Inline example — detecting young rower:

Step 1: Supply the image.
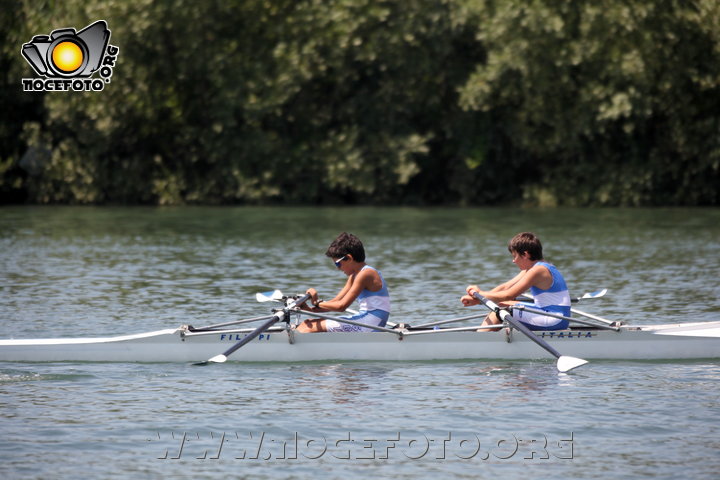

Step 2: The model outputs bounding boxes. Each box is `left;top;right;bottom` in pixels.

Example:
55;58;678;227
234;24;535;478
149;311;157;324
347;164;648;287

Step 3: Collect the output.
296;232;391;333
461;232;571;331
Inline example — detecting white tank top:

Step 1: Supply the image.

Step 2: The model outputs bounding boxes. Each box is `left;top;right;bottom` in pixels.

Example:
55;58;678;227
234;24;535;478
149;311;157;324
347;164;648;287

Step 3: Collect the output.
357;265;391;314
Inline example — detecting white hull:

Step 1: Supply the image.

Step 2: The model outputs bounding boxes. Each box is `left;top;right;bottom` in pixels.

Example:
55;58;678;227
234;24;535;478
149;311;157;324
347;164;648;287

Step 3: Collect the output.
1;322;719;363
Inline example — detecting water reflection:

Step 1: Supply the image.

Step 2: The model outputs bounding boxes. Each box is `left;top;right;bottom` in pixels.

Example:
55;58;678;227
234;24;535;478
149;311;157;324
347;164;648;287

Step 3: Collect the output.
466;362;578;398
292;363;390;405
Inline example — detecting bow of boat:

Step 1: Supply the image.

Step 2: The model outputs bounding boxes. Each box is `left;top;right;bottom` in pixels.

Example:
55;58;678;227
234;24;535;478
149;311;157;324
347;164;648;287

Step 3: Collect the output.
0;328;184;362
638;321;720;337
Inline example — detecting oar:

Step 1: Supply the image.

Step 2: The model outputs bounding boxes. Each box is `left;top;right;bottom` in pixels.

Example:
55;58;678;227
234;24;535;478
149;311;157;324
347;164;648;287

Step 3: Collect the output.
196;293;311;365
257;289;360;314
569;307;618;326
519;288;617;326
472;293;588;373
519;288;607;304
193;314;278;331
573;288;607;303
513;305;619;331
412;313;489;329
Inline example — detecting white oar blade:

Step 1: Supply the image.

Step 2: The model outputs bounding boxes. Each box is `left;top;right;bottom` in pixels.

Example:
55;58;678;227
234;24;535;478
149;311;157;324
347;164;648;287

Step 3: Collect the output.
255;290;283;303
208;354;228;364
557;356;588;373
583;289;607;299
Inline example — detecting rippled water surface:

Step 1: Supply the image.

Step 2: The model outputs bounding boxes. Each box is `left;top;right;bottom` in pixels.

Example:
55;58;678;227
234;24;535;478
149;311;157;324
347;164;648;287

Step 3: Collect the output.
1;206;719;479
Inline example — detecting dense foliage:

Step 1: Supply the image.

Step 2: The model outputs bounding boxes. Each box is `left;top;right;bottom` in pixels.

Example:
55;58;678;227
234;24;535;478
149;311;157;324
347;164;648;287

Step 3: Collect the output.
1;0;718;205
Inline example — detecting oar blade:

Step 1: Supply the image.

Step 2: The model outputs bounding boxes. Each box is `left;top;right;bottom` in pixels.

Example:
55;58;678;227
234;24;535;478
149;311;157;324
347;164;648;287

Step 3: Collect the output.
255;290;284;303
208;354;228;363
583;289;607;300
557;355;588;373
193;353;229;366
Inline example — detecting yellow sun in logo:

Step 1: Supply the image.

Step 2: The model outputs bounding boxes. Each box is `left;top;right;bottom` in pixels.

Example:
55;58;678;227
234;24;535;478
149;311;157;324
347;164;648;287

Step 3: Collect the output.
51;41;83;73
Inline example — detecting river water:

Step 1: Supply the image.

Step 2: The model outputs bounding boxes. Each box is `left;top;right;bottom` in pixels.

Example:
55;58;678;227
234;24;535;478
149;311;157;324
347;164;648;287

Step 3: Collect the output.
1;206;719;479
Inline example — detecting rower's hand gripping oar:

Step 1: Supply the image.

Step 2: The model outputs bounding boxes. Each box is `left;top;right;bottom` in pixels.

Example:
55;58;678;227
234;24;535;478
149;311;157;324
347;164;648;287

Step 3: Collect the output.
472;293;588;373
196;293;311;365
256;289;360;315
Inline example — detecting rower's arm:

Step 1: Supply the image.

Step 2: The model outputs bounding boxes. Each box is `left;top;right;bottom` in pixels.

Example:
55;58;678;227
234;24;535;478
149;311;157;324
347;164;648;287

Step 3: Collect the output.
464;270;527;304
327;275;353;303
318;269;374;312
479;266;550;303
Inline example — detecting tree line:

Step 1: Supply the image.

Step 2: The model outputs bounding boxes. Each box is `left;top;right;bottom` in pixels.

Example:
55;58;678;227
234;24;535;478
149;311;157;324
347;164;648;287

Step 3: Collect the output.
1;0;718;206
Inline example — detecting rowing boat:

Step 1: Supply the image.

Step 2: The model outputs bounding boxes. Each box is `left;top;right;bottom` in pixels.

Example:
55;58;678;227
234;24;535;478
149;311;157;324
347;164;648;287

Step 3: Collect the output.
1;320;719;363
2;290;718;366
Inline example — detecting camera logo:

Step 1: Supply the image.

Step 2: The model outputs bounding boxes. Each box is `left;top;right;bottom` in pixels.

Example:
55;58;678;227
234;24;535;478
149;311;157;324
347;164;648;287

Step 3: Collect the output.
21;20;119;92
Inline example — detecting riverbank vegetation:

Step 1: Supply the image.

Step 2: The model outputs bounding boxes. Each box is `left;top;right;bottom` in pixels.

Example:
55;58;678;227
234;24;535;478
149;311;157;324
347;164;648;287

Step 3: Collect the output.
1;0;718;206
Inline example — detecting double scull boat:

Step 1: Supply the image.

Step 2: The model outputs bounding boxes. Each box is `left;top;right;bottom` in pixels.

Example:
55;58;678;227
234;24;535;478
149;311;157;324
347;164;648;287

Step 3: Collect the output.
1;315;718;364
1;290;718;368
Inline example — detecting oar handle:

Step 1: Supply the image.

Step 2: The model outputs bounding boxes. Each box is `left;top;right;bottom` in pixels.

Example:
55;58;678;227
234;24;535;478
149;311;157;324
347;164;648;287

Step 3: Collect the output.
287;293;312;310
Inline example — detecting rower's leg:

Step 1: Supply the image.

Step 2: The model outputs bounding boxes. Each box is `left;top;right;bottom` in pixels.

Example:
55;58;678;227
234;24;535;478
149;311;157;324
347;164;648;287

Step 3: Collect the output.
477;312;503;332
295;319;327;333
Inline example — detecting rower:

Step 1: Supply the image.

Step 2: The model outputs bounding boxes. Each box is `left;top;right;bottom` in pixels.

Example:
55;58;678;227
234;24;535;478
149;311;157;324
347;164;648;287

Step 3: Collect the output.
460;232;571;331
295;232;391;333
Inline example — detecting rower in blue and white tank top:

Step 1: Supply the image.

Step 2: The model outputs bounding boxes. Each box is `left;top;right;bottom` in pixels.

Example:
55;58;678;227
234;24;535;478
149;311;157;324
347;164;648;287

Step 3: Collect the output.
325;266;391;333
514;262;571;331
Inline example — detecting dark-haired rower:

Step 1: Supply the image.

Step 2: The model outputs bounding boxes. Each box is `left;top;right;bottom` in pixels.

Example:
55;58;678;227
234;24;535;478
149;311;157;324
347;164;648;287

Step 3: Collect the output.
461;232;571;331
297;232;391;333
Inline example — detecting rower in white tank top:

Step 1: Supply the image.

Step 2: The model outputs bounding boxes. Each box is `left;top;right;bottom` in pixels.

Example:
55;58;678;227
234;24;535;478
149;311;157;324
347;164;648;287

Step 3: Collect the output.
326;265;391;332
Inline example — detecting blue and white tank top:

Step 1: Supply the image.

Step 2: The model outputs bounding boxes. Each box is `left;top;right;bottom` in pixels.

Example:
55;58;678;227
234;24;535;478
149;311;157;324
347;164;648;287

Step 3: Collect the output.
529;262;571;316
357;265;391;317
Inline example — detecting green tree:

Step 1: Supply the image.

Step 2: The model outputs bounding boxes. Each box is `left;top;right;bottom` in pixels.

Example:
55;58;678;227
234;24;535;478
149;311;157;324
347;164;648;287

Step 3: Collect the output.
1;0;718;206
458;0;720;205
4;0;484;205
